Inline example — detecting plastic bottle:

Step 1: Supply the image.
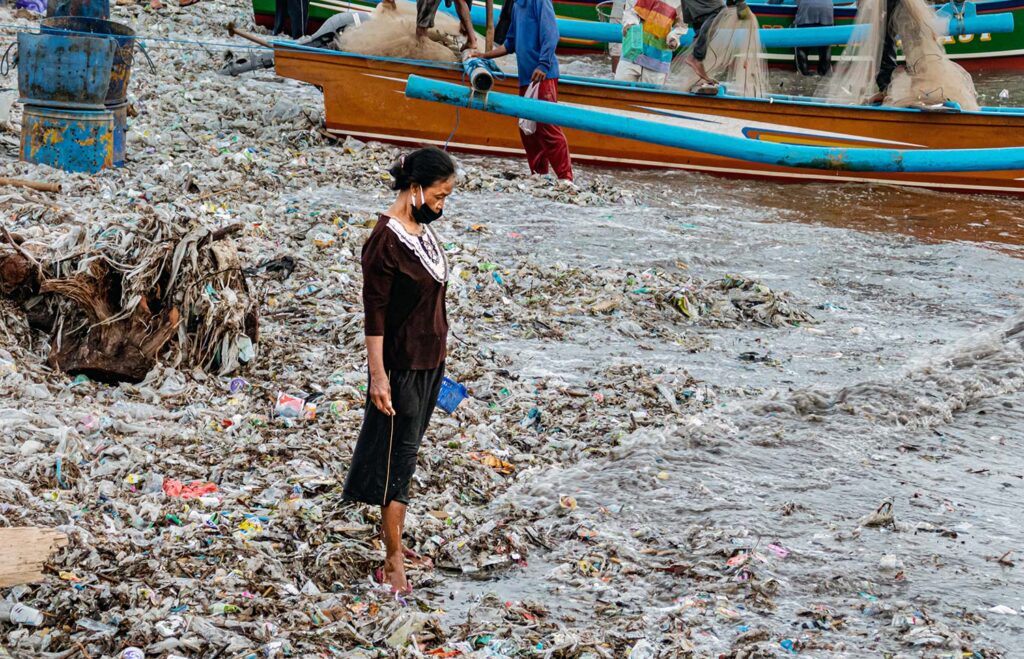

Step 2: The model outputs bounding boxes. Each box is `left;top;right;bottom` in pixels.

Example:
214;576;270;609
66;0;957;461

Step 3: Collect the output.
0;602;44;626
281;484;303;513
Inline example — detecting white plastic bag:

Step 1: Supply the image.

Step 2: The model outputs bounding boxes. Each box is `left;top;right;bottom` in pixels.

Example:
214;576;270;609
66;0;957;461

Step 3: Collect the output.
519;82;539;136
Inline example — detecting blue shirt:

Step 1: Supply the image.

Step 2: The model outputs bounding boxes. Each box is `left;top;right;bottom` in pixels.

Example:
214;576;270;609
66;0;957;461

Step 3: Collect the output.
794;0;834;26
503;0;560;87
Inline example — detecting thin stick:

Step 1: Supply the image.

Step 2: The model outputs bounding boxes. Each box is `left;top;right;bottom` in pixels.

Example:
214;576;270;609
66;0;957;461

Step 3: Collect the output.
226;22;272;48
485;0;494;51
0;177;61;193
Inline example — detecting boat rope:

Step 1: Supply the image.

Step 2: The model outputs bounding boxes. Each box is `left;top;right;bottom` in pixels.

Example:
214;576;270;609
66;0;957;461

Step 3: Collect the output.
462;57;505;80
0;41;14;76
443;107;460;150
0;23;275;53
948;0;967;32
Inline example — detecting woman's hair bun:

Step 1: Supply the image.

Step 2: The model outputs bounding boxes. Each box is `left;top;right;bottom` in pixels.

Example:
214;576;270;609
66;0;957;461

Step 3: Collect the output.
388;158;411;191
388;147;455;191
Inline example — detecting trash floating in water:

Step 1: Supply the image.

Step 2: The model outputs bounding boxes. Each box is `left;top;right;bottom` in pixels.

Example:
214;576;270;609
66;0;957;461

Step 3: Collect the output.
436;376;468;413
0;1;1011;656
860;499;896;528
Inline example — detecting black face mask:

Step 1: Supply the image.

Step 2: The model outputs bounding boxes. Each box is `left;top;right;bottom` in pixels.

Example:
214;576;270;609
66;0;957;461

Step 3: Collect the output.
411;187;443;225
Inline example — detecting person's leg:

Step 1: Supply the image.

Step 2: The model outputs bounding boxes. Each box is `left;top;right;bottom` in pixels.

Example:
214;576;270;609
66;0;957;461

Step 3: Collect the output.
454;0;478;49
818;43;832;75
874;0;900;97
614;59;643;82
286;0;309;38
381;500;409;592
795;46;810;76
519;85;550;175
639;66;669;86
400;364;443;570
273;0;287;35
683;10;719;82
533;80;573;181
692;11;719;62
416;0;442;40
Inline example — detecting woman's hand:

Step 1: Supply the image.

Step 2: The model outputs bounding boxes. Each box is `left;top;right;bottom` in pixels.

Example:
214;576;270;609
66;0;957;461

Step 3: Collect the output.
370;372;395;416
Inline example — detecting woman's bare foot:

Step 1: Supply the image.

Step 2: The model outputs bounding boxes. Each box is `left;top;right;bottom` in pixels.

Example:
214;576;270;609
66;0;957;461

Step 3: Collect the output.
383;555;411;594
403;547;434;569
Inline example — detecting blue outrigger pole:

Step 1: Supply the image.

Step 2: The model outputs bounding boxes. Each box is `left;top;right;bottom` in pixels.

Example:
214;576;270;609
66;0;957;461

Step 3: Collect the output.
404;75;1024;173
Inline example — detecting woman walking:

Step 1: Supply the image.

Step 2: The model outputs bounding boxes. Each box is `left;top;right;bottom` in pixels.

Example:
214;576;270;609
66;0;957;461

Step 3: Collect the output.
344;147;455;594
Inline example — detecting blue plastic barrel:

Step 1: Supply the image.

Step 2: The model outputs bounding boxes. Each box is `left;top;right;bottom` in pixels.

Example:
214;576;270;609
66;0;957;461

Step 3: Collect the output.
47;0;111;19
436;377;468;414
109;101;126;167
17;31;114;110
21;105;113;174
41;17;135;105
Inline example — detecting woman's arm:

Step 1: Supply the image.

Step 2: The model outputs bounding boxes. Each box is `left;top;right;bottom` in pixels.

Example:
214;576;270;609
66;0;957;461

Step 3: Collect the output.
363;230;397;416
366;335;394;416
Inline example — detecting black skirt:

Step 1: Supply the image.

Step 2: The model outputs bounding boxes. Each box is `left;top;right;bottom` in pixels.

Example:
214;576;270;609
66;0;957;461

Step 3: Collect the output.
343;364;445;506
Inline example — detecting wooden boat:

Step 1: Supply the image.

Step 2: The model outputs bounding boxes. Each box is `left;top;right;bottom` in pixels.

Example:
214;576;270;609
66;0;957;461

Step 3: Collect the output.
251;0;606;53
755;0;1024;71
255;0;1024;65
273;42;1024;194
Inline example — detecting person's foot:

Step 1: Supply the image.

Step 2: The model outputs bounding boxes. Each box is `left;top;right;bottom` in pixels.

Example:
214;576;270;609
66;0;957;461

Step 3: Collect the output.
382;555;411;594
683;54;715;84
403;547;433;569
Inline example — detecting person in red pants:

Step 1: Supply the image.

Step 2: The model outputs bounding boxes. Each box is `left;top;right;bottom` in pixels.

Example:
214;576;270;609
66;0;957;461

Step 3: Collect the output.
473;0;574;181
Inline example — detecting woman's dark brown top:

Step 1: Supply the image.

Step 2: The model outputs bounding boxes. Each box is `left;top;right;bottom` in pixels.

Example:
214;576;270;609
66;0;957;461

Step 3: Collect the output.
361;215;449;371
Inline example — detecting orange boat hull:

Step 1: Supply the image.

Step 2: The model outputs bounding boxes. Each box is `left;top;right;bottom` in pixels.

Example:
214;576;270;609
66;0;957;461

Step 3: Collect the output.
275;45;1024;194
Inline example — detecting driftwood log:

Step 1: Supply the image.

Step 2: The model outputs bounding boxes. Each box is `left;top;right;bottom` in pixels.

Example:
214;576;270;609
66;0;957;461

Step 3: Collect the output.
41;262;182;383
0;223;256;383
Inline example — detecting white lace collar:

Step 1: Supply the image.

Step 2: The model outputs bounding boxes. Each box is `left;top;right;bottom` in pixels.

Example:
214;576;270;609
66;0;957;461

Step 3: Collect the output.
385;216;448;283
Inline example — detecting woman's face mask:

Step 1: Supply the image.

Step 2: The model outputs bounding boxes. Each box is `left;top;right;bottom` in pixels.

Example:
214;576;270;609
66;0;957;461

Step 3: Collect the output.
412;187;442;225
412;184;448;225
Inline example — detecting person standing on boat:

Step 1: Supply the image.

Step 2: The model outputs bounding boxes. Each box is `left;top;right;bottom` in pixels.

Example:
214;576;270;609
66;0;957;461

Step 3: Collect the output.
273;0;310;38
472;0;574;181
608;0;625;73
384;0;478;51
871;0;901;103
794;0;833;75
615;0;688;85
344;147;455;594
680;0;750;82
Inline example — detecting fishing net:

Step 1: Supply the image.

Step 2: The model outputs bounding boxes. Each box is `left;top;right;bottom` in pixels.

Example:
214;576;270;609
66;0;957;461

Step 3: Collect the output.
818;0;978;109
885;0;978;110
817;0;885;104
335;1;460;62
668;7;769;98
